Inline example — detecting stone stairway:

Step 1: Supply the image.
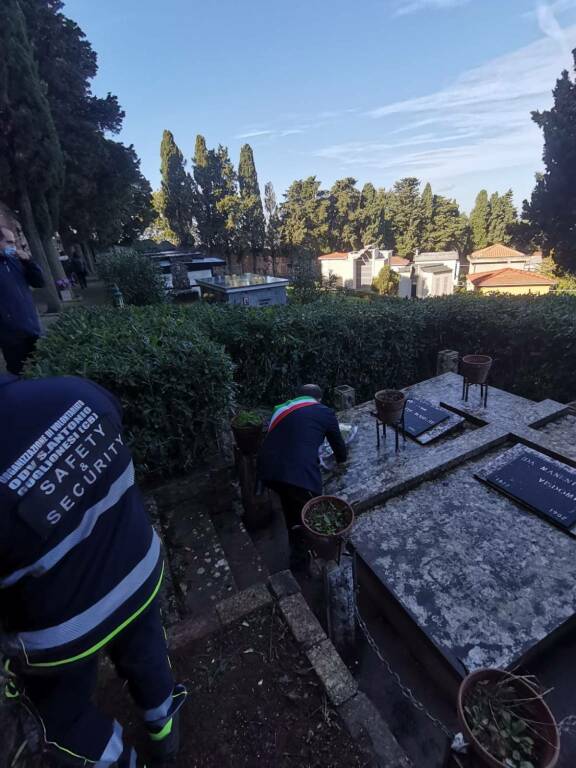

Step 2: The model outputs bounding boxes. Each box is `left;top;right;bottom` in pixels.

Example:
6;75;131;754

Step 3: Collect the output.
146;466;270;624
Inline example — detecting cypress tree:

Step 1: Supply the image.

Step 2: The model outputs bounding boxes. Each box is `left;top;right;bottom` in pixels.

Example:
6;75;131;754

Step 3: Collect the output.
528;52;576;272
470;190;490;250
264;182;281;271
238;144;265;267
160;130;196;247
420;182;434;250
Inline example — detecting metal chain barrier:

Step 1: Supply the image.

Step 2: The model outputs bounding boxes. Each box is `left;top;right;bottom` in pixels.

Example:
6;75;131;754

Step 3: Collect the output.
354;603;454;740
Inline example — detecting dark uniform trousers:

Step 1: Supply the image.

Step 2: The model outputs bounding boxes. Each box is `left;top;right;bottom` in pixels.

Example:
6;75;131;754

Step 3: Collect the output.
14;601;174;766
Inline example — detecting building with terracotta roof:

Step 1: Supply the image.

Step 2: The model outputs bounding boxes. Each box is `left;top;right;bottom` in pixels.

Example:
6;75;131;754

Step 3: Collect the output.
467;268;555;295
467;244;542;275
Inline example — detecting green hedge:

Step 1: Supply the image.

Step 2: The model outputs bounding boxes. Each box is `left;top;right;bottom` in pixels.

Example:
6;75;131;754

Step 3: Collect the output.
98;249;166;306
28;294;576;477
27;307;234;477
188;293;576;405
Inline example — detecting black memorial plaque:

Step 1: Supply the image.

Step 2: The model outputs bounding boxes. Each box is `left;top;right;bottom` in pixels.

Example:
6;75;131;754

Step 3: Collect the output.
483;448;576;532
404;399;451;438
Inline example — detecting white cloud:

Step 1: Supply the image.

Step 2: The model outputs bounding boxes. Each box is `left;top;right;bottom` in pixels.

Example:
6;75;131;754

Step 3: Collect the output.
318;23;576;195
393;0;470;16
235;129;275;139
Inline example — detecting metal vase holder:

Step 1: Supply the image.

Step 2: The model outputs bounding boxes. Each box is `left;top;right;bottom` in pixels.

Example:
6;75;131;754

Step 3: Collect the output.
371;409;407;453
461;377;489;408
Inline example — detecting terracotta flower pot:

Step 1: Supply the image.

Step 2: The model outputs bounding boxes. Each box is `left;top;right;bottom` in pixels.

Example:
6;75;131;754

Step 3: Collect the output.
231;419;264;456
374;389;407;425
457;669;560;768
301;495;355;561
461;355;493;384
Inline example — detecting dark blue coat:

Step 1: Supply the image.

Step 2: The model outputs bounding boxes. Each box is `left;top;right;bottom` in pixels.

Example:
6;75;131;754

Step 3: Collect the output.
258;401;347;495
0;375;161;668
0;254;44;346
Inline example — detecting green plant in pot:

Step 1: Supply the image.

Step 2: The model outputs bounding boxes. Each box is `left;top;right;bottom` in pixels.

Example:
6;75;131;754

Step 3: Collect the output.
458;669;560;768
231;410;264;455
301;495;355;561
374;389;407;425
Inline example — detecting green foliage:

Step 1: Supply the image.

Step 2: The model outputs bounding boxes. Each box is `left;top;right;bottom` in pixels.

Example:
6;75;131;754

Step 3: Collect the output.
388;178;423;258
160;130;197;247
372;265;400;296
98;249;166;306
470;190;490;250
280;176;330;255
327;178;362;251
0;0;64;231
28;295;576;478
27;306;235;478
238;144;266;260
232;411;263;428
487;189;517;246
189;293;576;406
528;51;576;273
464;677;541;768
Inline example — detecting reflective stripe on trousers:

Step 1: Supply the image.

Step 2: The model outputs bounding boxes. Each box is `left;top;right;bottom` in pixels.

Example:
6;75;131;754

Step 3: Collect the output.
18;532;161;653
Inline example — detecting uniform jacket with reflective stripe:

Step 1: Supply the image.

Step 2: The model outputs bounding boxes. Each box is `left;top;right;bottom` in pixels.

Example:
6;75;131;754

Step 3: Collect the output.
0;375;161;666
257;398;347;494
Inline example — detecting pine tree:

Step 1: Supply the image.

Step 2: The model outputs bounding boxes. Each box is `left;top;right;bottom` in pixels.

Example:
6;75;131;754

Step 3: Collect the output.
160;130;196;247
528;52;576;272
389;178;423;258
238;144;265;266
0;0;63;310
470;190;490;250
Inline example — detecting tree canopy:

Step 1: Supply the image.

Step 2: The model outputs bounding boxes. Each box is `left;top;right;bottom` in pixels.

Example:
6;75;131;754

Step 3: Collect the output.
527;49;576;273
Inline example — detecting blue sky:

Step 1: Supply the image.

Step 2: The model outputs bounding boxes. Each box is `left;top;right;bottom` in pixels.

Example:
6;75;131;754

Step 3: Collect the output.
63;0;576;212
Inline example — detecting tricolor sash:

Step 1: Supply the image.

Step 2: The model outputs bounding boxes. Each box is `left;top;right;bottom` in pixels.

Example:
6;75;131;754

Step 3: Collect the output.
268;397;318;432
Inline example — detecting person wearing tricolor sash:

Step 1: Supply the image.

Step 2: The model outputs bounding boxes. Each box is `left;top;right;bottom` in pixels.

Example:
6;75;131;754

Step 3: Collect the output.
258;384;347;571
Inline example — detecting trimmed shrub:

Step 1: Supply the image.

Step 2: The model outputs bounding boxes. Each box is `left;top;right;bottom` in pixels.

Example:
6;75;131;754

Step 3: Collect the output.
28;294;576;476
98;248;166;306
27;306;235;477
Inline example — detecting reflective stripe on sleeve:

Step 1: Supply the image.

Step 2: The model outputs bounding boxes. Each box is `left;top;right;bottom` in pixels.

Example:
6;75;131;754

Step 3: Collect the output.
18;532;161;652
1;462;135;588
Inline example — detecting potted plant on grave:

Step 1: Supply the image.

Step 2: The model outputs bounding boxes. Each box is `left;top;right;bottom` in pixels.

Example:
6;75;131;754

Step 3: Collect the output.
461;355;493;384
301;495;355;561
458;669;560;768
231;410;264;455
374;389;407;425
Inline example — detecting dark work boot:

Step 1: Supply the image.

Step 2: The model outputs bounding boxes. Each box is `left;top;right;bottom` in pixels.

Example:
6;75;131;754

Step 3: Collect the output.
146;684;187;764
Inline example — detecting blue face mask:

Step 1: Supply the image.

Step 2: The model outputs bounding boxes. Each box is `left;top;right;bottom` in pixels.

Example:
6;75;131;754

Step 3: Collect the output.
2;246;17;257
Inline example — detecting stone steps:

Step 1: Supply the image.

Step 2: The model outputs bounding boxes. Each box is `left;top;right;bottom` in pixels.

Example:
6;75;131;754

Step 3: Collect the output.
148;469;269;621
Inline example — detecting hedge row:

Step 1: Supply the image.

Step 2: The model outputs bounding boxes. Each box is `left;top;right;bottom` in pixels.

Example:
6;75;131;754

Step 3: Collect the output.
27;307;234;477
29;294;576;476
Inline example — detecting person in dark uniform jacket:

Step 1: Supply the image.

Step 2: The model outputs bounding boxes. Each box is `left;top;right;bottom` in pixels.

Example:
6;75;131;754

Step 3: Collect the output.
258;384;347;569
0;226;45;375
0;374;186;767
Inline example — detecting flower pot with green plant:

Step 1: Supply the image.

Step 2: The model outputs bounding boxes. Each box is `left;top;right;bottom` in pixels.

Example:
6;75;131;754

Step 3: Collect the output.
458;669;560;768
231;410;264;455
301;495;355;561
374;389;407;426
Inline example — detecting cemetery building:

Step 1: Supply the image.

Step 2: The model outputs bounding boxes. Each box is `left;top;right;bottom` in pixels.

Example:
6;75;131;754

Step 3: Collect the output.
466;267;556;295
